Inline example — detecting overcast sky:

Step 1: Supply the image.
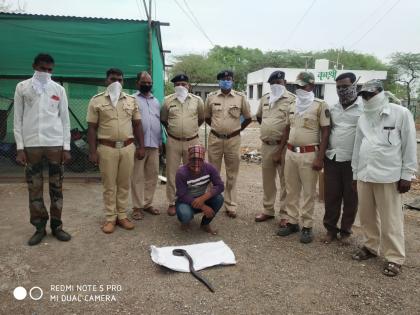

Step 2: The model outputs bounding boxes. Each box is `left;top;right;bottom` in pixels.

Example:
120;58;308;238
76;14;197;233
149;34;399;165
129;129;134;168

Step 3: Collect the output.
8;0;420;63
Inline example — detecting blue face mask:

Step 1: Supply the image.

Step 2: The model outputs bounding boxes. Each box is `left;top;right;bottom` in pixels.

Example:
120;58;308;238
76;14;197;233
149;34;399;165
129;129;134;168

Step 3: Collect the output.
219;80;233;90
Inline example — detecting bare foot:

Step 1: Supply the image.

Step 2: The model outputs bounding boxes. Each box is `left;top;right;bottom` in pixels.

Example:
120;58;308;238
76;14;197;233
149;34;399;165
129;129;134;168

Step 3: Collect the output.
200;224;217;235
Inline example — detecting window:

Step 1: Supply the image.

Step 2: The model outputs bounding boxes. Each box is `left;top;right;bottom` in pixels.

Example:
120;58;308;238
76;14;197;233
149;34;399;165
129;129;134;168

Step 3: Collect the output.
248;85;254;99
257;84;263;99
195;91;202;97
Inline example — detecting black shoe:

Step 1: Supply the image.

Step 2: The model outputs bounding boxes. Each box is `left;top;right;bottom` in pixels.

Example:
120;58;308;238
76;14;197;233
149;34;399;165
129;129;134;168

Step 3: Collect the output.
277;223;300;236
28;229;47;246
52;228;71;242
300;227;313;244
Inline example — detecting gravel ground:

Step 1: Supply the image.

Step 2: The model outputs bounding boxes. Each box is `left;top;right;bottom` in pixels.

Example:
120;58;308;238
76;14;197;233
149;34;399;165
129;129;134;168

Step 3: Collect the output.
0;125;419;314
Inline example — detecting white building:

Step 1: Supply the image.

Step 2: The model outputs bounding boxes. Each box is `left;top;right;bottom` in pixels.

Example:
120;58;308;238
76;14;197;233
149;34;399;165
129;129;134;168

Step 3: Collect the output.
247;59;387;115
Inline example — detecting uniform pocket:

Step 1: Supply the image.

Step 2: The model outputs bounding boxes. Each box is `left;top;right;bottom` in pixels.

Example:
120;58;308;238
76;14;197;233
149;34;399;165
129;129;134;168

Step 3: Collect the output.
228;105;240;118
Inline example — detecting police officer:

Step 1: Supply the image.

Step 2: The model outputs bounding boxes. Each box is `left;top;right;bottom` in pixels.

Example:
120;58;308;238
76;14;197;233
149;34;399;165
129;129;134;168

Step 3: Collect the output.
87;68;145;234
160;74;204;216
274;72;330;243
255;71;295;223
205;70;252;218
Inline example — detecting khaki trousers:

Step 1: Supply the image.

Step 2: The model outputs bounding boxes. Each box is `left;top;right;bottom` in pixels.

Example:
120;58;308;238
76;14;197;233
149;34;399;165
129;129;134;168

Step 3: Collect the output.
131;147;159;209
208;133;241;213
261;143;286;217
165;136;199;205
357;181;405;265
97;143;135;222
284;150;318;228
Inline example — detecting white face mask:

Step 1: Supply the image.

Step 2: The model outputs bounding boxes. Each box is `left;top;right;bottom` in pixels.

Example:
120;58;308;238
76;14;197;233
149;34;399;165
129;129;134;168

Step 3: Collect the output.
107;81;123;107
175;85;189;103
295;88;315;114
33;71;52;84
269;84;286;103
363;91;387;118
32;71;52;94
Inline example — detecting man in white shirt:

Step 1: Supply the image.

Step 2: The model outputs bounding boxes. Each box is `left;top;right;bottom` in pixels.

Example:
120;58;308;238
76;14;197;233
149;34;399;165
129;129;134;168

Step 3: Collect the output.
14;53;72;246
323;73;363;244
351;79;417;277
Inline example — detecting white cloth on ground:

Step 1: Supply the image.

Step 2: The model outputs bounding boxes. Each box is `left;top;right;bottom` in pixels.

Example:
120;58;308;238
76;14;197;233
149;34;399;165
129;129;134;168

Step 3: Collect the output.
150;241;236;272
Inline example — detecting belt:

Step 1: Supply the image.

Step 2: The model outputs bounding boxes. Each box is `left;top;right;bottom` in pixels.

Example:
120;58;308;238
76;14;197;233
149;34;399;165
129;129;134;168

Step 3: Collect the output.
172;249;215;293
211;129;241;139
287;143;319;153
98;138;134;149
262;139;281;145
168;132;198;142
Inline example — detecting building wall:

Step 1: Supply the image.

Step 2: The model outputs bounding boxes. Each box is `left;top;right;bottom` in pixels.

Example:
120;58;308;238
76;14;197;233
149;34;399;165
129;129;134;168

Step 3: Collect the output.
247;61;387;114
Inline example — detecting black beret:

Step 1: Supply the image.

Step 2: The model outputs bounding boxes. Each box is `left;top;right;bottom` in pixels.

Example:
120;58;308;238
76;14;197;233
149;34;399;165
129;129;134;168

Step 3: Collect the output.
216;70;234;80
170;74;189;83
267;71;285;83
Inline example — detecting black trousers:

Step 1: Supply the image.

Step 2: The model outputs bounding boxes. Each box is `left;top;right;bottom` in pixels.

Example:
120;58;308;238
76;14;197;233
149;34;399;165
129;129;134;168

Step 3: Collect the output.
323;157;358;235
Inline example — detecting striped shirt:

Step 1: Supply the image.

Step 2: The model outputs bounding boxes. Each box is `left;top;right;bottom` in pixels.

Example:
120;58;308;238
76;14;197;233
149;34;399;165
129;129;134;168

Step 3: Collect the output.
175;162;224;205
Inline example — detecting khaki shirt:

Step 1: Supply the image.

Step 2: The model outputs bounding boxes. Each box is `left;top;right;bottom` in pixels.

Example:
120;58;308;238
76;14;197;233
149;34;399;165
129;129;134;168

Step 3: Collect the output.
256;91;296;141
286;98;330;146
205;89;251;135
86;91;140;140
160;93;204;138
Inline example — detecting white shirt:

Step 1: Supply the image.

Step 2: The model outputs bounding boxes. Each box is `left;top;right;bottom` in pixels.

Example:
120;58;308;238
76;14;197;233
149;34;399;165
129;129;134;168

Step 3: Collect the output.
351;101;418;182
13;78;71;150
326;98;364;162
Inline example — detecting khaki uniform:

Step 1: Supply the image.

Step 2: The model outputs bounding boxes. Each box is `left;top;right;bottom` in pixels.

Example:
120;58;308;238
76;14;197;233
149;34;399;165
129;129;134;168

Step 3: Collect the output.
256;91;295;217
87;91;140;222
161;93;204;205
284;99;330;227
205;89;251;213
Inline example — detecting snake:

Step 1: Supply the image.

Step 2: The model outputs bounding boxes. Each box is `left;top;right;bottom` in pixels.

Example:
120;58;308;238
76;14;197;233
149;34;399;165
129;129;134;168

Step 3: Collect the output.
172;248;215;293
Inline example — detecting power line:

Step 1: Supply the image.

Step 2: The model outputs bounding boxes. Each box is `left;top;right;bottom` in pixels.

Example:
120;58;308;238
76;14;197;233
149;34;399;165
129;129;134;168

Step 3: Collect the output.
173;0;214;46
135;0;146;20
342;0;391;43
349;0;402;48
281;0;317;47
182;0;209;39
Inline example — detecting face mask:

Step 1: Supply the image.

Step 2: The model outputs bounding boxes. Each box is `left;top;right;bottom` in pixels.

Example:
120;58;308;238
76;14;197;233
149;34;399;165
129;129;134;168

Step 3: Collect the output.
337;84;357;106
107;81;123;107
219;80;233;90
295;89;315;114
33;71;52;84
175;85;189;103
139;84;152;94
269;84;285;102
31;71;52;94
363;91;386;118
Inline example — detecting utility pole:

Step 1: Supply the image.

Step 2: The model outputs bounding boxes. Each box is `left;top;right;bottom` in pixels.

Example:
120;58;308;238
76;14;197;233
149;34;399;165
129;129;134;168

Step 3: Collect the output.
143;0;153;75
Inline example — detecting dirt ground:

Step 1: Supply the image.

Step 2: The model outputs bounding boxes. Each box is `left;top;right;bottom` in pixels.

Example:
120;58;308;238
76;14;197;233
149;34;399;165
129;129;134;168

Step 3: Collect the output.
0;126;419;314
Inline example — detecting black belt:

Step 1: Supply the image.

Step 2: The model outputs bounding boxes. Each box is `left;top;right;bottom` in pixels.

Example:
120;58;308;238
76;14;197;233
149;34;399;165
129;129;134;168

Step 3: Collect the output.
211;129;241;139
168;132;198;142
172;249;215;293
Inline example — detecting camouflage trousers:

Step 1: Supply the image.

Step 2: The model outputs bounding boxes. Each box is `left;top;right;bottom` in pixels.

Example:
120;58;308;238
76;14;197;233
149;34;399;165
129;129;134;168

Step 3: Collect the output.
24;147;64;230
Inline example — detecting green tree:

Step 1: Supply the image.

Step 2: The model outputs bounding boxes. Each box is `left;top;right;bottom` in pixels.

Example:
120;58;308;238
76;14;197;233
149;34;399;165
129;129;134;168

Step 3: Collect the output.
389;52;420;106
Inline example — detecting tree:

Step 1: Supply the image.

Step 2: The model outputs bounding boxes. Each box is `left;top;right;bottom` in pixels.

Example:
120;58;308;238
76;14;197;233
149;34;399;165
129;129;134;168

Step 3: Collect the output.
0;0;26;12
390;52;420;106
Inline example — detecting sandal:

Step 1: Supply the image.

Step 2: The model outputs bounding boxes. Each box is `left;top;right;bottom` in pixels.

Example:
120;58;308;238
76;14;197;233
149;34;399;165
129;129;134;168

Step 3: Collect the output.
131;208;144;220
352;246;377;261
382;261;402;277
143;206;160;215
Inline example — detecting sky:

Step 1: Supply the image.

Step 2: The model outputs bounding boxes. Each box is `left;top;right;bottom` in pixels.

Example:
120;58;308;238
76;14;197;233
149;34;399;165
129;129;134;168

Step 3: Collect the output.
5;0;420;63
